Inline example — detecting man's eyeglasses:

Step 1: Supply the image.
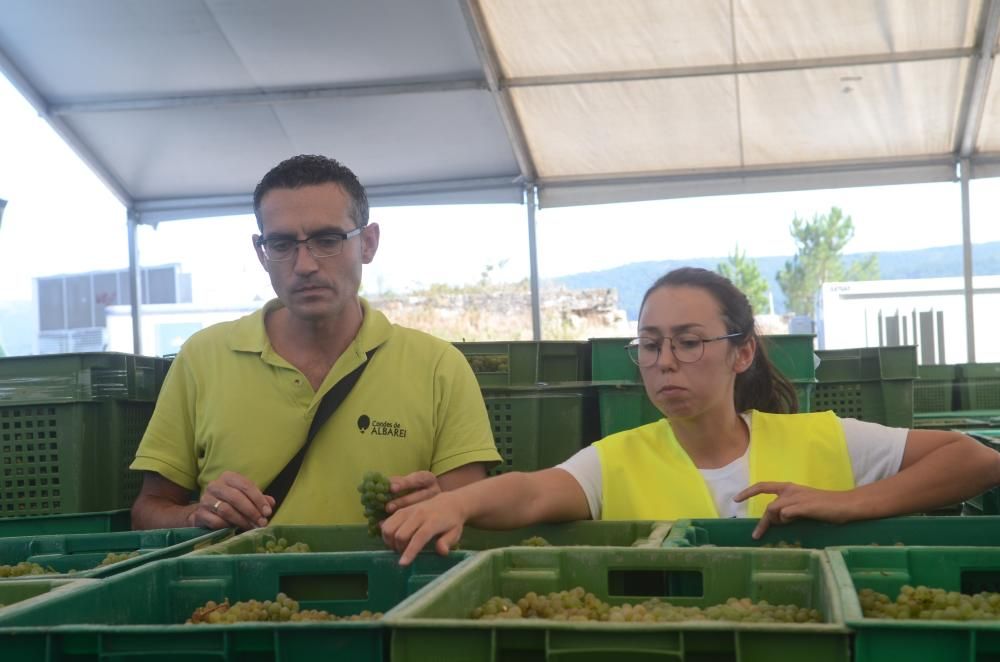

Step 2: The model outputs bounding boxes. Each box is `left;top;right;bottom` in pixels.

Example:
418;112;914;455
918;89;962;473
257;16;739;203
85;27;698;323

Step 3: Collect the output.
626;332;744;367
255;228;363;262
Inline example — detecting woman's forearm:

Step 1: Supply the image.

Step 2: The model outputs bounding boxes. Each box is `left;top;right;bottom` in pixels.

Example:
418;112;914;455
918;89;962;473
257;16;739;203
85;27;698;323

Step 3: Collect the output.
848;436;1000;519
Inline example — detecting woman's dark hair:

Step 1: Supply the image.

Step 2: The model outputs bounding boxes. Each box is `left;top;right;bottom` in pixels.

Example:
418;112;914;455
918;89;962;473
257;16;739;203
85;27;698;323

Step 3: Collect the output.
639;267;799;414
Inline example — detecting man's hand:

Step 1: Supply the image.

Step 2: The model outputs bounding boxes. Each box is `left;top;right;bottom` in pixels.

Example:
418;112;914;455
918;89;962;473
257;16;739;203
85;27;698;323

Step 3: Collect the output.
384;470;442;515
381;491;465;566
190;471;276;530
733;482;861;539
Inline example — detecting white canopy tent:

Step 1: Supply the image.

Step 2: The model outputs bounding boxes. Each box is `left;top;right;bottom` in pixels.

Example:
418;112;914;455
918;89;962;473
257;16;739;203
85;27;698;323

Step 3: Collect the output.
1;0;997;356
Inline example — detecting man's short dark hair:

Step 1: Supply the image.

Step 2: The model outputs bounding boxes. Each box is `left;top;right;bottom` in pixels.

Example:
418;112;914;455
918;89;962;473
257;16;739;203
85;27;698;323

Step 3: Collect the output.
253;154;370;230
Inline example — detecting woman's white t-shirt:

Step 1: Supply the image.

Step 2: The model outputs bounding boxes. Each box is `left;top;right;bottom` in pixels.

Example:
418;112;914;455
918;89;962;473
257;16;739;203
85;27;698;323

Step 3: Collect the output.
556;414;908;519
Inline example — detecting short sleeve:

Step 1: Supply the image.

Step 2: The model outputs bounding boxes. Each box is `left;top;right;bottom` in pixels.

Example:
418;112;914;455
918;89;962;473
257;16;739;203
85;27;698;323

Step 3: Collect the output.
557;446;603;519
129;350;200;491
428;345;502;475
840;417;908;486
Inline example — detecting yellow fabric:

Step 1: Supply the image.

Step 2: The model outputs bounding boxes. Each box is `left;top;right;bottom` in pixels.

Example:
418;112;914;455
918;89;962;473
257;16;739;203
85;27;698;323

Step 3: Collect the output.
131;298;500;525
595;410;855;520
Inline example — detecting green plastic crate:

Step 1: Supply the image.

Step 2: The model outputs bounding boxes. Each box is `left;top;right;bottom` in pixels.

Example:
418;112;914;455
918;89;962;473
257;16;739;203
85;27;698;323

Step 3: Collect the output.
596;383;662;437
813;381;914;428
482;385;600;475
958;363;1000;410
0;578;94;615
815;346;918;382
914;364;960;413
0;353;168;404
0;550;471;661
191;522;673;556
764;334;817;381
831;546;1000;662
913;409;1000;429
0;399;155;517
662;516;1000;548
590;337;638;382
0;527;229;579
453;341;591;386
0;509;131;538
388;547;850;662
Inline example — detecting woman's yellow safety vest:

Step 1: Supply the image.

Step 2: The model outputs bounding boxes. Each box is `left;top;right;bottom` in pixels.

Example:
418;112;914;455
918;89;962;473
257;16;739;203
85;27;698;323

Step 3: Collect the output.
593;410;855;520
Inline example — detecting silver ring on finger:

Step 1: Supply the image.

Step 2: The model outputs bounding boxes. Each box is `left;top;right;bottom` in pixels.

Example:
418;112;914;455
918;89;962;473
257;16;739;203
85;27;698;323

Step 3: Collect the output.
212;499;223;514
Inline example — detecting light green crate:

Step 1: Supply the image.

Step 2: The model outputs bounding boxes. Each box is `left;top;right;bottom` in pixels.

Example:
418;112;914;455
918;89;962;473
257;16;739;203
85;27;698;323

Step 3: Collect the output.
389;547;850;662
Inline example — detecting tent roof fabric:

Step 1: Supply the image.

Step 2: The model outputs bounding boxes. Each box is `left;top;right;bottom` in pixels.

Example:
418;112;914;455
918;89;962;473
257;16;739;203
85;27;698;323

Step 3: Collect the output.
1;0;999;221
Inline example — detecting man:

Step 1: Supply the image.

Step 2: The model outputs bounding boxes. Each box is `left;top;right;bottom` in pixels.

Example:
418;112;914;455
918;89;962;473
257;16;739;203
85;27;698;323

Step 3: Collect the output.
130;155;500;529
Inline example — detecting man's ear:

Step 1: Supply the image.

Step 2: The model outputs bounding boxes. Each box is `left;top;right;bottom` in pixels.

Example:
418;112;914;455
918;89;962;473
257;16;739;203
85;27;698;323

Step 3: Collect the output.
253;235;269;272
361;222;380;264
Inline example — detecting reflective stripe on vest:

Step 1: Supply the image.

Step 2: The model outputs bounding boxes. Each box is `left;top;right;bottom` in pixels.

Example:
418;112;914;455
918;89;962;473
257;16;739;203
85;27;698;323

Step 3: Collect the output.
594;410;855;520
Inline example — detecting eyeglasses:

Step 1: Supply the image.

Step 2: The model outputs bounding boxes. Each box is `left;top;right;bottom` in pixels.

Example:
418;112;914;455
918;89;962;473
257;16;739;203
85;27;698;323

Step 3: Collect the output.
255;227;363;262
626;332;744;368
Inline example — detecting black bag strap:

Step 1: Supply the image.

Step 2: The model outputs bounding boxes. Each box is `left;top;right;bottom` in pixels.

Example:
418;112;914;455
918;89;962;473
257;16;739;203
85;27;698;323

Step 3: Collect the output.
265;347;378;512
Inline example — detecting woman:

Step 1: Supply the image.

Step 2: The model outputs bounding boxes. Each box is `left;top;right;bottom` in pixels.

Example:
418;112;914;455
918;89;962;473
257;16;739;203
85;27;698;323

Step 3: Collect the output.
382;267;1000;565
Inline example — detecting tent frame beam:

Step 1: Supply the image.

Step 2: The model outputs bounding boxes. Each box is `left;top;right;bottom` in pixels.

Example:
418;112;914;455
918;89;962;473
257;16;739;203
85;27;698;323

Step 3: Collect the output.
505;47;974;89
50;78;486;115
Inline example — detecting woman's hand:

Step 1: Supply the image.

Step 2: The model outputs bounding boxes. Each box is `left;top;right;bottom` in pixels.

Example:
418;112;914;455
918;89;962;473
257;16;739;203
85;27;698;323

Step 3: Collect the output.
384;471;442;514
380;491;466;566
733;482;862;539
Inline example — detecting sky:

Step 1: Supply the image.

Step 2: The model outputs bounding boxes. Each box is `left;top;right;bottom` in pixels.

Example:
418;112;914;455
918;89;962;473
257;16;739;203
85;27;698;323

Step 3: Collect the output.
2;68;1000;307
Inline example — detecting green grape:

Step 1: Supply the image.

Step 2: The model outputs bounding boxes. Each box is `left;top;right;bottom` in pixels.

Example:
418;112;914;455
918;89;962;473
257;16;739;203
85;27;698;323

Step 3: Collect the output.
0;561;50;577
860;585;1000;621
99;551;141;567
186;593;381;624
519;536;551;547
254;536;312;554
469;587;821;623
358;471;393;537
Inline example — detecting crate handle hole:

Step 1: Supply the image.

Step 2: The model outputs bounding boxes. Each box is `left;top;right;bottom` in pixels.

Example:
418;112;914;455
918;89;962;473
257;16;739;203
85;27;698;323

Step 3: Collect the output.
279;573;369;601
607;569;703;598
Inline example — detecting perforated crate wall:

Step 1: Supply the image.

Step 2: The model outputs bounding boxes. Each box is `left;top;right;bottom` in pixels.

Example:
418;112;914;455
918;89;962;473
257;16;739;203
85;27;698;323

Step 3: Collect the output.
812;381;913;428
482;389;598;477
0;401;154;517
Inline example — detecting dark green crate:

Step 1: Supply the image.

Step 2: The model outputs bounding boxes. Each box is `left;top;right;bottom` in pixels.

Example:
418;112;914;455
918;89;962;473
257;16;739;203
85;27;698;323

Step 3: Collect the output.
0;578;93;615
913;409;1000;429
764;334;816;382
191;522;673;556
388;547;850;662
590;337;638;382
914;364;960;413
958;363;1000;410
0;400;155;517
0;550;471;661
812;380;914;427
662;516;1000;549
0;527;229;579
596;383;662;437
0;509;131;538
815;346;918;382
0;353;168;404
453;341;591;386
482;385;600;475
831;546;1000;662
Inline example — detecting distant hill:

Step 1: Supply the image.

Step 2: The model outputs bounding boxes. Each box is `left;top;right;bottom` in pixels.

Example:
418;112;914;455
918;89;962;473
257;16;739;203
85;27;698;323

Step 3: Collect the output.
554;241;1000;319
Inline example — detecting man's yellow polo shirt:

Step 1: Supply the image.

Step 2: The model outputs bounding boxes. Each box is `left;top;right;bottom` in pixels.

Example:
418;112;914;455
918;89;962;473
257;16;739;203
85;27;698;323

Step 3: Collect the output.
130;298;500;524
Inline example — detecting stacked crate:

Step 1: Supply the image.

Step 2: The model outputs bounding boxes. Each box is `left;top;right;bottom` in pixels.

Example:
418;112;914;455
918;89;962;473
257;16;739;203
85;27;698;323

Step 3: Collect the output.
0;353;172;517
